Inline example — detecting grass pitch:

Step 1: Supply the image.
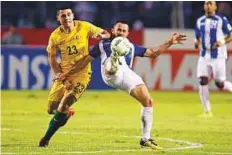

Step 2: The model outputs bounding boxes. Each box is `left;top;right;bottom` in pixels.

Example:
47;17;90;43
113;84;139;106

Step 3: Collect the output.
1;90;232;155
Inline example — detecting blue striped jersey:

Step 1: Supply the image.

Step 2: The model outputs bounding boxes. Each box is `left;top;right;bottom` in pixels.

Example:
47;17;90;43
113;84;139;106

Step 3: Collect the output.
195;14;232;59
90;39;146;68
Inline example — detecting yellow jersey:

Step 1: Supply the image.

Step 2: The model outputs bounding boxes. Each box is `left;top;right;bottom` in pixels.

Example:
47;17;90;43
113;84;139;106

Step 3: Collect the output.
47;20;103;76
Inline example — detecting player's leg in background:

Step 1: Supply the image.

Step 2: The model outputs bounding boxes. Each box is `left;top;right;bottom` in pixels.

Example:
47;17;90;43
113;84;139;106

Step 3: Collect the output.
197;57;212;116
214;59;232;92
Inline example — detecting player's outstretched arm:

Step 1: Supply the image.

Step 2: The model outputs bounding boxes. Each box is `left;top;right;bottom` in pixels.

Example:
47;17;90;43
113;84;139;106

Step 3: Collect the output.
92;30;111;40
144;33;186;58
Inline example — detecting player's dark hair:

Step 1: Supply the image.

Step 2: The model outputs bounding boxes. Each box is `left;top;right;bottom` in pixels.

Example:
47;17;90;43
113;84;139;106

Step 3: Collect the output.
56;7;72;16
114;20;130;29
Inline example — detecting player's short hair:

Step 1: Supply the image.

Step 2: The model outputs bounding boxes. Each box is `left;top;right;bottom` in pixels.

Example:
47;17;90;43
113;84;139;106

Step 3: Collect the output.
114;20;130;29
56;7;72;16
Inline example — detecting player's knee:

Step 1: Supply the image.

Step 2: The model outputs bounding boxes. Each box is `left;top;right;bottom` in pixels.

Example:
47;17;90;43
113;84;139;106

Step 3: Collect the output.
143;97;153;107
47;108;53;115
215;81;224;90
47;101;59;115
67;93;77;104
199;76;208;85
58;93;77;112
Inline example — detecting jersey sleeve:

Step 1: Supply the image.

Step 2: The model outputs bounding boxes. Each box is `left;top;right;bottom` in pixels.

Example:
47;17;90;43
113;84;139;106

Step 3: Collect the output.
83;21;104;37
46;33;57;55
134;44;147;57
222;16;232;35
195;20;201;39
89;42;101;59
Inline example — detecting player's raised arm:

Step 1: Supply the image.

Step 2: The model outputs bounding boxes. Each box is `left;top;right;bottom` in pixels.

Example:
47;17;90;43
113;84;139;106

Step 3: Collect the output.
143;33;186;58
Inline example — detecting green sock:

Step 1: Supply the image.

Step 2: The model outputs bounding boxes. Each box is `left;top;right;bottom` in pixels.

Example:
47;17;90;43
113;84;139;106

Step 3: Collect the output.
43;111;67;140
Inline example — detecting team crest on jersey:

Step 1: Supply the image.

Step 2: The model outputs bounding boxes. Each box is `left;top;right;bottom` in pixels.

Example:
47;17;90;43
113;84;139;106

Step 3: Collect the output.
76;35;80;39
210;20;218;29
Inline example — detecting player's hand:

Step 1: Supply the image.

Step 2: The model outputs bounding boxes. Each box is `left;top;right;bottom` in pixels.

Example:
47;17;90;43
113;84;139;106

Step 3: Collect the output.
92;33;105;40
212;41;224;49
63;79;72;90
92;32;110;40
170;33;187;45
194;39;200;49
53;73;67;82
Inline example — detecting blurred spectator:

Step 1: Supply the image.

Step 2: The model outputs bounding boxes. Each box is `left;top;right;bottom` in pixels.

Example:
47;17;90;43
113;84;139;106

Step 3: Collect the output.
218;2;231;19
18;12;34;28
4;1;229;29
2;26;25;45
138;1;172;28
132;19;144;30
73;1;98;23
45;17;58;29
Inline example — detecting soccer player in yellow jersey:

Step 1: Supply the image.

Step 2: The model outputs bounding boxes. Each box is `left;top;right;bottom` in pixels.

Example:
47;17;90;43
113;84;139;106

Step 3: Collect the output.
39;8;110;147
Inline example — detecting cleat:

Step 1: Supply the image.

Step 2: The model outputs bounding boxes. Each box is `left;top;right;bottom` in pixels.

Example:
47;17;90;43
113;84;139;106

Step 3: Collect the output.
198;111;213;118
110;52;119;74
140;138;163;150
39;137;49;147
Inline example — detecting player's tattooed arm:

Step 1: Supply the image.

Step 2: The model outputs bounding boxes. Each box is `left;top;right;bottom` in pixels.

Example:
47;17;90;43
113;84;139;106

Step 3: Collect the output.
67;55;93;75
54;55;93;81
144;33;186;58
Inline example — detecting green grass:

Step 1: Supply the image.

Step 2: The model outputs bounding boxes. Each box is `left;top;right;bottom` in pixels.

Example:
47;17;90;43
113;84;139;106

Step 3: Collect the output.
1;90;232;155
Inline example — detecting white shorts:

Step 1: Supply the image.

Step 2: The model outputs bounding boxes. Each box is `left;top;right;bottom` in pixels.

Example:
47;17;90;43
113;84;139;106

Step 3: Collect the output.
101;65;145;94
197;57;226;81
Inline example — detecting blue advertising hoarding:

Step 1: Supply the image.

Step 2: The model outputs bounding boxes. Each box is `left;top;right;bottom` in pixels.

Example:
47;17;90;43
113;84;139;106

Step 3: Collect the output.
1;46;112;90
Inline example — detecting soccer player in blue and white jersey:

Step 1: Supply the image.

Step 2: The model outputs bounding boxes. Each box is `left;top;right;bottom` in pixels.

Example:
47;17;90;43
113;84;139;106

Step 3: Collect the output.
195;1;232;117
56;21;186;150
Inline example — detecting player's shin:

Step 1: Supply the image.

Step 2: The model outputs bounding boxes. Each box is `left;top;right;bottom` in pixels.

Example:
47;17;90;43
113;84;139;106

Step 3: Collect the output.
141;106;153;141
199;85;211;113
43;111;67;141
